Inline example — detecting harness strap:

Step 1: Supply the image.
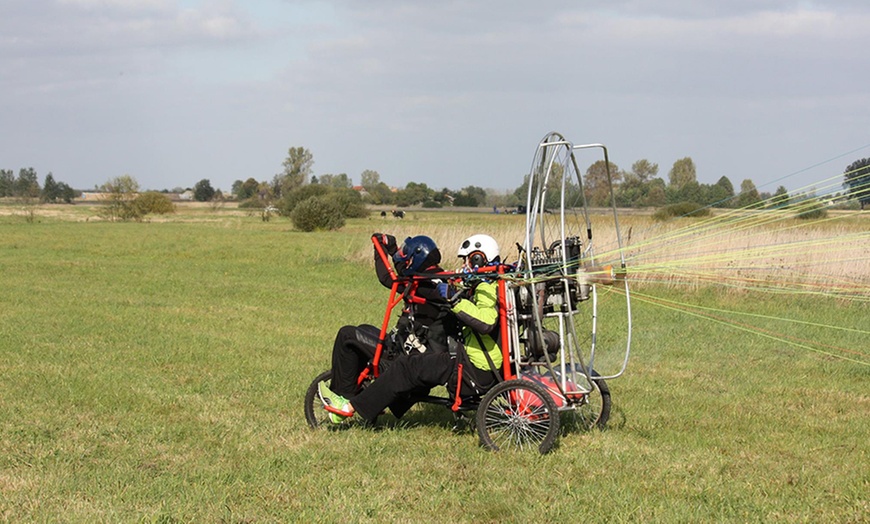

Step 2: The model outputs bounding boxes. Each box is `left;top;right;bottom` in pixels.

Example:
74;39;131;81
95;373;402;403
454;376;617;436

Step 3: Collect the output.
472;330;502;384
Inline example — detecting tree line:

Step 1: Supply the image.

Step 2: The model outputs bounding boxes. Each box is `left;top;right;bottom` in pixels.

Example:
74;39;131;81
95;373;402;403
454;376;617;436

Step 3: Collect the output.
229;147;870;213
4;147;868;224
0;168;78;203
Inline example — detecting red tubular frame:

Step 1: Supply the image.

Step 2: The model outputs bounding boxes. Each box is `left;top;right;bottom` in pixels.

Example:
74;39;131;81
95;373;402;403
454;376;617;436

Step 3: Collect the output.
368;237;402;380
496;264;515;381
364;236;515;399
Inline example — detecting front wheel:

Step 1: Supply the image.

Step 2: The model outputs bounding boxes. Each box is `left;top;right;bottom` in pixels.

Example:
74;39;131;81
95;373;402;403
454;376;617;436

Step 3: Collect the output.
304;370;334;429
476;379;560;454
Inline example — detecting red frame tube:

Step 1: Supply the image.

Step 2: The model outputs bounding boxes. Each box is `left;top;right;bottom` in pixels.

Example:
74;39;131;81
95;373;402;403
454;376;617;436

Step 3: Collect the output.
365;236;515;391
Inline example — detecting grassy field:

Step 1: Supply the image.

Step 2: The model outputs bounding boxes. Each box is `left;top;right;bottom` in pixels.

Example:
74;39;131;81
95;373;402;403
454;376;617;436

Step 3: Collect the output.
0;203;867;522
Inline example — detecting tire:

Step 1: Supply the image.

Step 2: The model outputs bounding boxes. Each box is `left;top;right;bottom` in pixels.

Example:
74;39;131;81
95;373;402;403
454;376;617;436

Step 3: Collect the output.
304;370;334;429
476;379;560;454
572;372;611;430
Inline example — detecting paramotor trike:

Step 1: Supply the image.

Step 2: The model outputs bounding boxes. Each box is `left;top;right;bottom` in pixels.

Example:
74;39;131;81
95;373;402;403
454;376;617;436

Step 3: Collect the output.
305;132;632;453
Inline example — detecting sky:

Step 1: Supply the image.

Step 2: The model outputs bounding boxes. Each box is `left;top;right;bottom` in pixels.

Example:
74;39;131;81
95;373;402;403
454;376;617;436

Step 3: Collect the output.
2;0;869;195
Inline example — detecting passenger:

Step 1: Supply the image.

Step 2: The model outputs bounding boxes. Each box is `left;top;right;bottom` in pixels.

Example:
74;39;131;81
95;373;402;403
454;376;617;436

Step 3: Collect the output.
326;234;454;422
319;234;503;423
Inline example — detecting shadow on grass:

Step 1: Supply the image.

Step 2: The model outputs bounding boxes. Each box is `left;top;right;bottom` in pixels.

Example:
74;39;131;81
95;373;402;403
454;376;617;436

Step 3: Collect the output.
361;398;628;439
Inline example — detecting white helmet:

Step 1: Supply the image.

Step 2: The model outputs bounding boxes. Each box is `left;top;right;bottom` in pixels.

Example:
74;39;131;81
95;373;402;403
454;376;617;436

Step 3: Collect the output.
457;234;500;268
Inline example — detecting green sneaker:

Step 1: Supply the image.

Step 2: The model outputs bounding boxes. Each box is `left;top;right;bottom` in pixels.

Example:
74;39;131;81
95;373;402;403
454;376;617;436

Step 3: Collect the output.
318;382;352;423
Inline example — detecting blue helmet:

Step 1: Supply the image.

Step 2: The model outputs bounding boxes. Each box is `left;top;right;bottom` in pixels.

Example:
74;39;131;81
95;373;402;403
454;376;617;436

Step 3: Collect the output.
393;235;441;275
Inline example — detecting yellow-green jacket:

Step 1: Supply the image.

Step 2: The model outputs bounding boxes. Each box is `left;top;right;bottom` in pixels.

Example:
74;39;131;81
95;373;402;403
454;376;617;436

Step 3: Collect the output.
451;280;502;371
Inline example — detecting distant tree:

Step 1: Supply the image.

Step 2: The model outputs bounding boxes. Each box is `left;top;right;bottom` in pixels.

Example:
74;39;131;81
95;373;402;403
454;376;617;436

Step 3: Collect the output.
612;160;661;208
318;173;352;189
274;146;314;197
668;157;697;190
16;167;40;198
614;173;637;208
394;182;435;207
735;179;762;209
715;176;734;196
41;173;60;202
57;182;77;203
99;175;141;221
433;187;453;206
193;179;216;202
484;188;519;208
631;159;659;182
452;194;475;207
365;181;394;205
512;165;584;210
564;181;585;209
257;181;274;201
667;180;704;205
584;160;622;207
454;185;486;207
770;186;790;209
711;176;735;206
513;174;530;206
843;157;870;210
0;169;14;197
232;177;259;200
209;190;226;212
646;179;667;207
360;169;380;190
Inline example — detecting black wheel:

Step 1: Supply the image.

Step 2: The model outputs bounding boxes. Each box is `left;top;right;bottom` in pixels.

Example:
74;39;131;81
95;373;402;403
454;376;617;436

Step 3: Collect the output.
304;370;334;429
476;379;560;454
571;373;611;430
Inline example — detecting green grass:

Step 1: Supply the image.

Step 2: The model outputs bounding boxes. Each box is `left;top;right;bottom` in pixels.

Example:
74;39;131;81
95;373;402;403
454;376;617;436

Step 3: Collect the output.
0;207;867;522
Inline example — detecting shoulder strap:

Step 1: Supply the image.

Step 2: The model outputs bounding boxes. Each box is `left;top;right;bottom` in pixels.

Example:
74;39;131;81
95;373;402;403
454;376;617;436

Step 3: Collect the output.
472;331;502;384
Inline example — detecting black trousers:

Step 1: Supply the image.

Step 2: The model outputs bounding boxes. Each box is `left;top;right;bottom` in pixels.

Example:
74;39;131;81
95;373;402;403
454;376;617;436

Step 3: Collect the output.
329;324;427;419
329;324;382;398
351;352;496;422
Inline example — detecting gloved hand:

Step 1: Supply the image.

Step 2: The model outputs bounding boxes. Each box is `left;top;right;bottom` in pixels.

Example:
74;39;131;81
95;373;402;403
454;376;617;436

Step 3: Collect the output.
437;282;462;306
372;233;398;255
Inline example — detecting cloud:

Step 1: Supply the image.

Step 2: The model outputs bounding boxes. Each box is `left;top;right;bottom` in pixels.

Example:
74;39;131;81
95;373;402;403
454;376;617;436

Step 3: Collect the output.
57;0;171;10
0;0;264;100
1;1;869;192
3;0;259;57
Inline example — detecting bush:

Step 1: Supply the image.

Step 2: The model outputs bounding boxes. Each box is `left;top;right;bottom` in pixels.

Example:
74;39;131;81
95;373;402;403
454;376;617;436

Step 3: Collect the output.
99;175;141;222
281;186;368;222
291;196;345;231
238;198;266;209
134;192;176;215
653;202;711;221
331;188;369;218
795;199;829;220
422;200;443;208
280;185;330;216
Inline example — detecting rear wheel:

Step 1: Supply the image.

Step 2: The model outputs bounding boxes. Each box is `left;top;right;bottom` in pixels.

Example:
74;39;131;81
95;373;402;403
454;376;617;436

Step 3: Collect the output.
476;379;560;454
304;370;334;429
572;373;611;430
